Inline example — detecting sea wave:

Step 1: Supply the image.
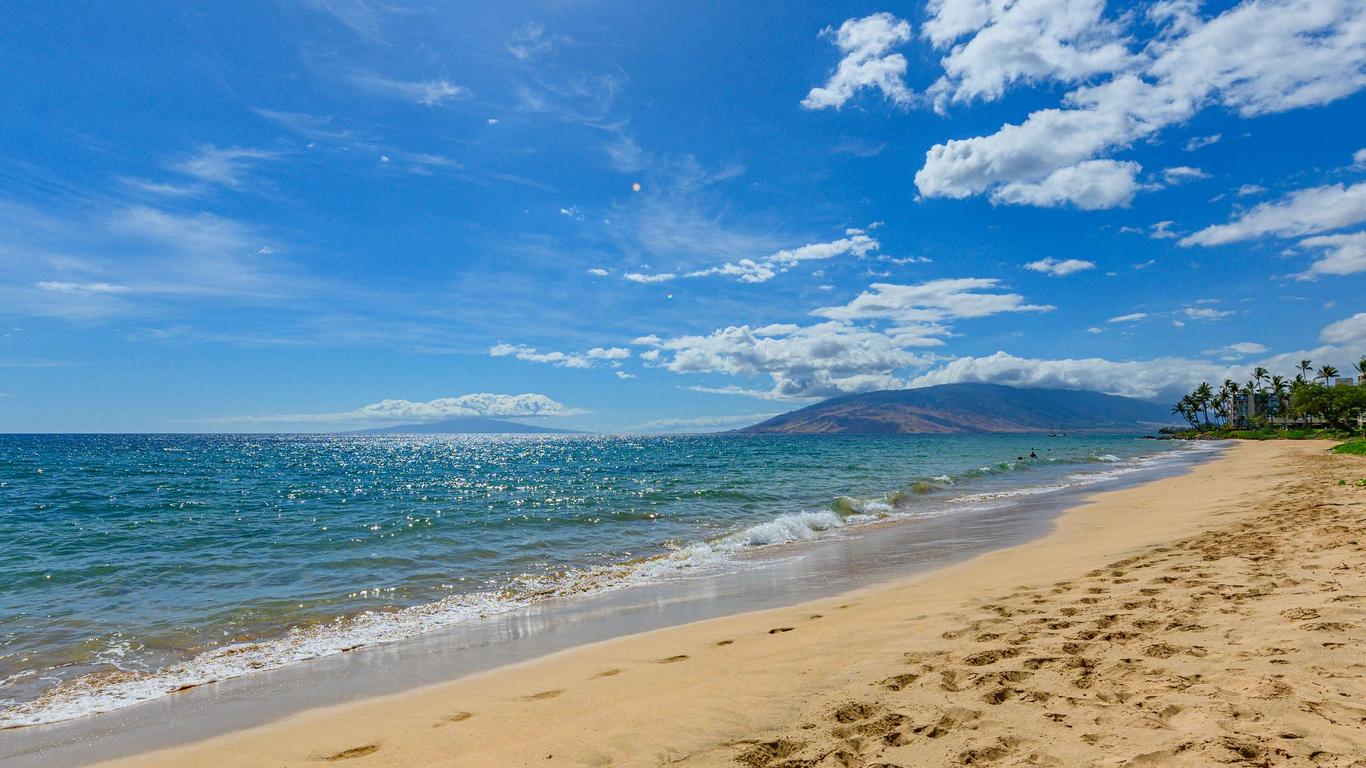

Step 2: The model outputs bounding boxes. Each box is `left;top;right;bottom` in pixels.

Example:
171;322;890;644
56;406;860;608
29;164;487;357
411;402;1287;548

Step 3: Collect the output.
0;442;1217;730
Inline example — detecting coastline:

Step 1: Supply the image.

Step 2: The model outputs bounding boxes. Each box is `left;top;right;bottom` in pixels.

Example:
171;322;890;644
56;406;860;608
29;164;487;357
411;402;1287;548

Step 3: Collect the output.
15;440;1365;766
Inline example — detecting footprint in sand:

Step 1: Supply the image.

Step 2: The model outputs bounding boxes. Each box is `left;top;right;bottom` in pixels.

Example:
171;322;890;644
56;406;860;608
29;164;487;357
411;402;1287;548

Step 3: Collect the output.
593;669;622;678
809;614;823;620
716;639;734;646
523;690;563;701
769;626;795;634
657;654;690;663
322;744;379;761
434;712;472;727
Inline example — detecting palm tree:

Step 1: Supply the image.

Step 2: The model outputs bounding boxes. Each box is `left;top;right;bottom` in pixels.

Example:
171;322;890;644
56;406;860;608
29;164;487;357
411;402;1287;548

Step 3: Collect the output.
1317;365;1339;384
1298;359;1313;381
1354;357;1366;382
1253;367;1269;393
1270;375;1286;424
1194;382;1214;426
1218;380;1239;427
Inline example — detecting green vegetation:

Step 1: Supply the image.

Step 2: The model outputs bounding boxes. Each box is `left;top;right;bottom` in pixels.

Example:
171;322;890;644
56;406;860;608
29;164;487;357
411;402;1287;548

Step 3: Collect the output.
1332;438;1366;456
1169;356;1366;438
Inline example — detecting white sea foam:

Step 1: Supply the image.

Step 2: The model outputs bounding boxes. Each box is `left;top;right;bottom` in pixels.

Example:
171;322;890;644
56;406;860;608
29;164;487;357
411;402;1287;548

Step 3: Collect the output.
0;507;861;729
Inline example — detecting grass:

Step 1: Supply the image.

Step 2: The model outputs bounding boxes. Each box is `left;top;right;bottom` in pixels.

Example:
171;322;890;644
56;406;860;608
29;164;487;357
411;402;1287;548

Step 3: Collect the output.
1332;438;1366;456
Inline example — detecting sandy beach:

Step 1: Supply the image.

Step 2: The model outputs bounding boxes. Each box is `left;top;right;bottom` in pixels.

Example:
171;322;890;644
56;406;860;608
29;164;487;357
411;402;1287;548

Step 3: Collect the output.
84;440;1365;767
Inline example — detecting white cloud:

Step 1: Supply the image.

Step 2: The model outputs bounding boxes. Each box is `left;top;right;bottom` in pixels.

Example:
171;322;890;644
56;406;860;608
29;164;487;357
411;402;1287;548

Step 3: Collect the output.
1023;257;1096;276
586;267;610;277
686;233;879;283
169;146;279;188
349;393;579;420
1162;165;1210;184
1236;184;1267;196
814;278;1053;327
923;0;1133;109
1355;147;1366;167
802;13;914;110
916;0;1366;208
508;22;563;61
1108;312;1148;323
35;281;130;294
623;271;676;284
1181;182;1366;246
1149;221;1178;239
489;343;629;369
1185;134;1222;151
1183;307;1234;320
659;321;927;400
632;412;783;433
614;371;636;380
910;345;1364;402
907;350;1231;400
1321;312;1366;345
223;393;584;425
992;159;1143;209
1204;341;1268;360
352;73;467;106
1295;231;1366;277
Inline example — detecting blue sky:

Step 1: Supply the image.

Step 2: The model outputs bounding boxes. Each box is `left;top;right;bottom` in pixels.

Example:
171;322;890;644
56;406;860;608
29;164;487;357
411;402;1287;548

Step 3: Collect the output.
1;0;1364;432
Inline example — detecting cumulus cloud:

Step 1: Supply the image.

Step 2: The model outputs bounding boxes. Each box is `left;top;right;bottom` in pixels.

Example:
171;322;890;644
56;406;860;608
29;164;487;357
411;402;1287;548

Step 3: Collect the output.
489;343;631;369
1294;231;1366;277
640;277;1057;399
1181;182;1366;246
655;321;926;400
349;393;580;420
220;393;585;425
1204;341;1268;360
915;0;1366;209
907;351;1229;401
686;233;878;283
992;159;1143;209
814;278;1053;326
1023;257;1097;276
1162;166;1211;184
923;0;1133;109
802;13;914;110
1321;312;1366;345
908;345;1360;403
1108;312;1148;323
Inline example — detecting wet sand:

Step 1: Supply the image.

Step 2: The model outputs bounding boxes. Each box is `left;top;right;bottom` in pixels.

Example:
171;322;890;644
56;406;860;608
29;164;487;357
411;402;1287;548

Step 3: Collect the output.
73;441;1366;765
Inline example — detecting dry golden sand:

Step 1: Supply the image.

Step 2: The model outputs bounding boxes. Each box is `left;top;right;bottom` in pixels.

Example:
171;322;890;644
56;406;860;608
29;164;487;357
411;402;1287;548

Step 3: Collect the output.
94;441;1365;768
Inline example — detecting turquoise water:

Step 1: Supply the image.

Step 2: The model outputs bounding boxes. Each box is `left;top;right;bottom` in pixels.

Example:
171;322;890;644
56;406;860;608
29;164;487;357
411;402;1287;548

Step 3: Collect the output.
0;433;1203;727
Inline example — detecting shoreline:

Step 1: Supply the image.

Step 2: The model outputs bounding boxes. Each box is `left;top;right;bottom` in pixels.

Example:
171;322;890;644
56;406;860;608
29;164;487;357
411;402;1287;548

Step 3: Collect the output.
0;439;1211;758
16;440;1364;766
0;434;1192;735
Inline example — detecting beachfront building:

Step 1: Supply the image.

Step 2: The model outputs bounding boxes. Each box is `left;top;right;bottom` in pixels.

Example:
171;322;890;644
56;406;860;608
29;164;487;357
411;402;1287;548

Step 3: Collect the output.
1224;390;1282;429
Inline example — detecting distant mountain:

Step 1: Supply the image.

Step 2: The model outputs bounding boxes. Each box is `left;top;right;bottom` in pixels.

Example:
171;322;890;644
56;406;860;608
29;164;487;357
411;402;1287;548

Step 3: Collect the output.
734;383;1178;434
353;417;581;435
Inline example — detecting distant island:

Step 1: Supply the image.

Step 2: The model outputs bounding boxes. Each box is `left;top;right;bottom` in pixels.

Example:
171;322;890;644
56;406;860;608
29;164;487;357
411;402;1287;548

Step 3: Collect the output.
735;383;1177;434
352;417;582;435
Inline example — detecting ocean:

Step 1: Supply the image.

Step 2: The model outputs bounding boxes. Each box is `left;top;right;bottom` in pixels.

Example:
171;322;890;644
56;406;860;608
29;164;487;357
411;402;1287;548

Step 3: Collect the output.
0;432;1211;729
